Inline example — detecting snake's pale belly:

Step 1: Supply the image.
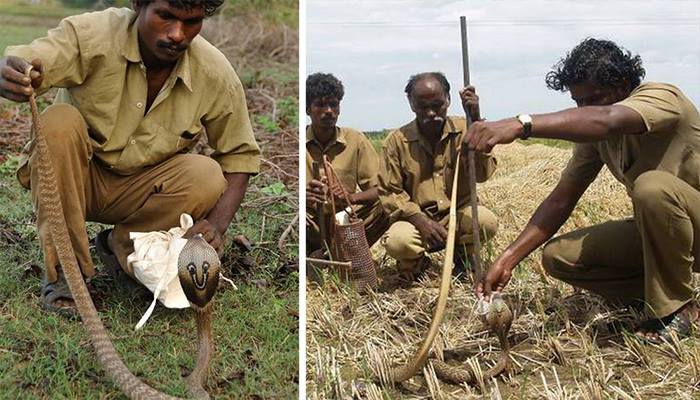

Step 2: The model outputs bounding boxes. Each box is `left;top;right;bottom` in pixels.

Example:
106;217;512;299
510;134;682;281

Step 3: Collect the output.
29;67;219;399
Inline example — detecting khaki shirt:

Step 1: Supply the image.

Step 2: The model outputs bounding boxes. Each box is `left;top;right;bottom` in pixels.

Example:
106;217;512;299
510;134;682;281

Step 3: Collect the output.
305;125;379;212
379;116;497;222
5;7;260;176
561;82;700;193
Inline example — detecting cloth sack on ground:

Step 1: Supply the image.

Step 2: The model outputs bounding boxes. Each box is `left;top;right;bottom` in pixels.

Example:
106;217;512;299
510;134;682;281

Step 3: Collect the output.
127;213;193;330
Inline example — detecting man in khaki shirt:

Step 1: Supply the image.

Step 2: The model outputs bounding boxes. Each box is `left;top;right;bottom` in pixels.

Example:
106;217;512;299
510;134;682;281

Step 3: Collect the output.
0;0;260;313
469;38;700;343
379;72;497;278
305;73;389;254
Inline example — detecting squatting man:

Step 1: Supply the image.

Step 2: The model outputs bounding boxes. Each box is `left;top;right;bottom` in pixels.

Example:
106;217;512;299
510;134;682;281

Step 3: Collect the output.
468;38;700;343
0;0;260;313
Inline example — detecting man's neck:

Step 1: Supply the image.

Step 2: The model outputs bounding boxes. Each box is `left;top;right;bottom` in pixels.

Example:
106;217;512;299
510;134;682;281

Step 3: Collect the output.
312;125;336;147
417;122;445;143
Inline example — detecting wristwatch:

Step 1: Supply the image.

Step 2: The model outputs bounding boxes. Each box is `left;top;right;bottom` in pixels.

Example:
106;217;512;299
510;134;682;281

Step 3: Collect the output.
516;114;533;140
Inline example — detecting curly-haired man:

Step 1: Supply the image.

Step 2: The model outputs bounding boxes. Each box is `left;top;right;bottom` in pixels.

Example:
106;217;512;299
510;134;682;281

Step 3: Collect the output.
467;38;700;343
0;0;260;313
305;72;389;255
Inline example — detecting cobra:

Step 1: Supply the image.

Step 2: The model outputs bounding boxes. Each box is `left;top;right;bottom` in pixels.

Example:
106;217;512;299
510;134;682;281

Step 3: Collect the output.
27;66;219;400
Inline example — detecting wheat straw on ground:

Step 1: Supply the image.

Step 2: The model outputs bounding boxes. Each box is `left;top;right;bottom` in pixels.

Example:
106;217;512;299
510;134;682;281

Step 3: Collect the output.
307;142;700;399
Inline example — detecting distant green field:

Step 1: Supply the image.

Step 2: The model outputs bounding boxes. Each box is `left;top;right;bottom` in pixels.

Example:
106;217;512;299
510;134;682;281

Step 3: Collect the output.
0;18;53;54
363;128;573;153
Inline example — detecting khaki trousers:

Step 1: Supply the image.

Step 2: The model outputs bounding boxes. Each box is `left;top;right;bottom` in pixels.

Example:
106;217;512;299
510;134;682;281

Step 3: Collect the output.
20;104;227;283
384;206;498;269
307;199;390;254
542;170;700;318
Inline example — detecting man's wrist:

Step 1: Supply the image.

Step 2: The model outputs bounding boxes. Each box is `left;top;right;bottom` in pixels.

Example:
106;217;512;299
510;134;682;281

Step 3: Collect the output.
515;114;533;140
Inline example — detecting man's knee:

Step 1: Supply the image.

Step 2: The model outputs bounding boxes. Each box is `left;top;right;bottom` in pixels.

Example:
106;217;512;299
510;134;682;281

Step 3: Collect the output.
178;155;227;208
384;221;421;259
480;211;498;241
631;170;676;211
38;104;88;148
541;238;568;279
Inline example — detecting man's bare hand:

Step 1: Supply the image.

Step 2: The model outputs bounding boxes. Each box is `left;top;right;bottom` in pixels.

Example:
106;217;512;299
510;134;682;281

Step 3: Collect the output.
462;118;522;153
459;85;481;122
0;57;43;102
476;258;514;297
408;213;448;251
184;219;224;257
307;179;327;208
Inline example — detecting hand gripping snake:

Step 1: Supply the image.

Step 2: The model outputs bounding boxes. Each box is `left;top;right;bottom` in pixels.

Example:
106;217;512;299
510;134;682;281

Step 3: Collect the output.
26;66;219;400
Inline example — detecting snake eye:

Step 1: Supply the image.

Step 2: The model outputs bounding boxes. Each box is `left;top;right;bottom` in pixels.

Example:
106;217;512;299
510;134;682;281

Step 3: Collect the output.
202;261;209;272
188;263;196;274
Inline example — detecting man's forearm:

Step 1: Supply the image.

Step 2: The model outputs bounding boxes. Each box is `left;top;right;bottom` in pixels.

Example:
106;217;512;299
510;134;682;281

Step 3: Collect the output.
205;172;251;234
531;105;646;142
349;187;379;206
498;182;584;269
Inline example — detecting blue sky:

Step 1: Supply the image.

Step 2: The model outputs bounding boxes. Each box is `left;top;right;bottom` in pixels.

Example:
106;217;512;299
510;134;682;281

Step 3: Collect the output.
306;0;700;131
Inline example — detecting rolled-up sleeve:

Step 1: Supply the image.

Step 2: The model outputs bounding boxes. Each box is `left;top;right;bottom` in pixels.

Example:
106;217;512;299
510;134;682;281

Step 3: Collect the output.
203;66;260;174
378;133;423;222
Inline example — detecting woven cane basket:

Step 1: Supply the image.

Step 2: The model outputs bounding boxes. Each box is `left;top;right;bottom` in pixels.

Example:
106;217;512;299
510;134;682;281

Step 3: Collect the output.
323;156;378;293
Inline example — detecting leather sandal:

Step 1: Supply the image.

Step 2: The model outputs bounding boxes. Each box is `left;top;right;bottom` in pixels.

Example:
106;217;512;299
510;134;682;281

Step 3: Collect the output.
636;309;695;345
40;269;78;318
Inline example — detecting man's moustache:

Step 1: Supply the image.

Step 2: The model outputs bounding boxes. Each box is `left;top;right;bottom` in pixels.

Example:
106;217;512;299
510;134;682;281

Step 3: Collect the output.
157;41;187;52
421;117;444;125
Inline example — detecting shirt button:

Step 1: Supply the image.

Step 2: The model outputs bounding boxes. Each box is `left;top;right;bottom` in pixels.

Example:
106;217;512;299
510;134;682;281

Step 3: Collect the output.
130;139;136;145
136;102;143;108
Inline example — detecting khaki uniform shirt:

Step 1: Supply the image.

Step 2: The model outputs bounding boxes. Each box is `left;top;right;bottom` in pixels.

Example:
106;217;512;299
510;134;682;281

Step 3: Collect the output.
305;125;379;214
379;116;497;222
561;82;700;193
305;125;379;191
5;7;260;176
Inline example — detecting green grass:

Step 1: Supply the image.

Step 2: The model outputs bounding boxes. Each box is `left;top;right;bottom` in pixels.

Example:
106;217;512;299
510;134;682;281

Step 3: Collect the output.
0;0;86;19
0;19;52;53
0;165;298;399
364;129;574;153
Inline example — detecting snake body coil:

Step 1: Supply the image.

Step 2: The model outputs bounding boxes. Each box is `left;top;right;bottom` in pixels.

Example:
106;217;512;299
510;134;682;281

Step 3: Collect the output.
28;68;217;399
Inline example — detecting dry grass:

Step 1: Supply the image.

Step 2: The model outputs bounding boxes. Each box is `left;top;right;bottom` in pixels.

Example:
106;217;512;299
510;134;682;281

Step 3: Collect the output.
306;142;700;399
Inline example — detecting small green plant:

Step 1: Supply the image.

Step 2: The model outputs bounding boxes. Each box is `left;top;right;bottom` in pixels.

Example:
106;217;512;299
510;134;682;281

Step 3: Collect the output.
0;155;21;177
261;181;286;196
278;96;298;126
255;115;278;133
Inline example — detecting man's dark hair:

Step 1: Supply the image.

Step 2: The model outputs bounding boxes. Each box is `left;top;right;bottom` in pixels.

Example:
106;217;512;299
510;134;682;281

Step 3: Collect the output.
405;72;451;100
134;0;224;17
306;73;344;108
546;38;645;92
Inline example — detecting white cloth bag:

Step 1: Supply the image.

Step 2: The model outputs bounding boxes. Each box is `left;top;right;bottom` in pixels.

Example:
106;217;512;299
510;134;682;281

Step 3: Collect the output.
127;213;193;330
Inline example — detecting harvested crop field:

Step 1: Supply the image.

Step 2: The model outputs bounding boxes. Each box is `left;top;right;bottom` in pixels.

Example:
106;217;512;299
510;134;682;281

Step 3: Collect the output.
307;142;700;399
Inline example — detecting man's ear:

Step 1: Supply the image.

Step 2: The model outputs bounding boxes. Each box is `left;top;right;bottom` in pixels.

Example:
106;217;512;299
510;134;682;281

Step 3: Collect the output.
132;0;143;15
407;96;416;113
306;105;311;116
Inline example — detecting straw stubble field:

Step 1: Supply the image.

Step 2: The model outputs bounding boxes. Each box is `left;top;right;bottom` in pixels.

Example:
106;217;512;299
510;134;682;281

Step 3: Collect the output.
307;142;700;399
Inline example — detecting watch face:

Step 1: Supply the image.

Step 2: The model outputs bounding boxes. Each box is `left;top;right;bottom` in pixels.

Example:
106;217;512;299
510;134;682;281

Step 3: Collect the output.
518;114;532;124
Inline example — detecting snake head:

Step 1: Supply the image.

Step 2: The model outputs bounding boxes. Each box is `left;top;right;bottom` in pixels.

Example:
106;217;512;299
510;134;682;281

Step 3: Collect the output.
481;293;514;335
177;235;221;309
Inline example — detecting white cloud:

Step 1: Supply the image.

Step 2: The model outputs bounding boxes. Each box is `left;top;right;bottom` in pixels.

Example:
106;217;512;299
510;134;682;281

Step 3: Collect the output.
307;0;700;131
